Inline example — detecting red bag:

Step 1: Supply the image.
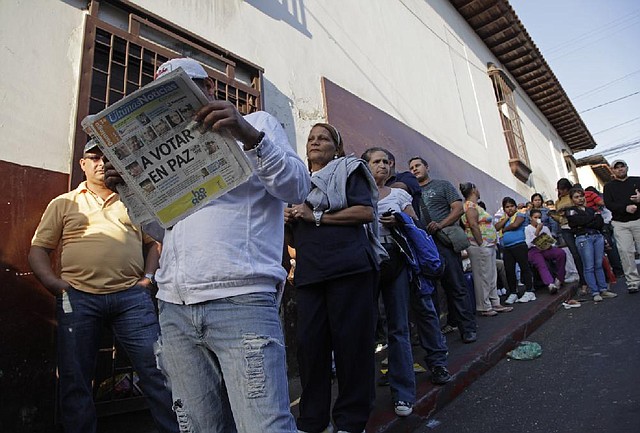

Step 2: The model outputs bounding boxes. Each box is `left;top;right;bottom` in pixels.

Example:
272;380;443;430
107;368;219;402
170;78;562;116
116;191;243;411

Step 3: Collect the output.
603;255;616;284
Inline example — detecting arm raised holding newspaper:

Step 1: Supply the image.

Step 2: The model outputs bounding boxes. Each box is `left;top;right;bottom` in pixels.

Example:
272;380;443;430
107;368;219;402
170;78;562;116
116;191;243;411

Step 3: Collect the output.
194;100;262;151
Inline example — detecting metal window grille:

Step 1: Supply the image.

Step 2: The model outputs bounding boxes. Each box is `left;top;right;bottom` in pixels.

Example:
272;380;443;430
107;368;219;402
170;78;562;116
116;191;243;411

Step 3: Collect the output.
72;1;263;187
489;69;531;168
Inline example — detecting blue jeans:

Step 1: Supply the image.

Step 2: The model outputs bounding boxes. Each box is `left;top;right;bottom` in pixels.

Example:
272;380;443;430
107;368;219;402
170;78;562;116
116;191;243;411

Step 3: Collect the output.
56;285;177;433
378;247;415;404
157;292;296;433
575;233;608;295
410;288;448;368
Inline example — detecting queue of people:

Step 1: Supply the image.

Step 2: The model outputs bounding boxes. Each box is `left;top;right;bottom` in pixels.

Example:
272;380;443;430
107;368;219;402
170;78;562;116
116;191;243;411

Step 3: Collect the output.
28;57;639;433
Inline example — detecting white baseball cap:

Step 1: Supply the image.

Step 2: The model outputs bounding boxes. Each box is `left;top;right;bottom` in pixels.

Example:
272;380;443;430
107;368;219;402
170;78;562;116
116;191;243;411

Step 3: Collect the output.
610;159;627;168
155;58;208;80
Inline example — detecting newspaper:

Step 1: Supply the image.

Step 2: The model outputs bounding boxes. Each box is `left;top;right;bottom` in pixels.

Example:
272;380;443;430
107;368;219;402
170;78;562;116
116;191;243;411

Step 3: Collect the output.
81;68;253;228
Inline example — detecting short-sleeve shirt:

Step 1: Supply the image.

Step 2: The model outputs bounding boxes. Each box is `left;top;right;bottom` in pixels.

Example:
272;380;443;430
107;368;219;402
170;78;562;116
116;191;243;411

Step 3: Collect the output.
31;182;151;294
420;179;462;223
292;169;375;287
461;201;497;246
377;188;412;236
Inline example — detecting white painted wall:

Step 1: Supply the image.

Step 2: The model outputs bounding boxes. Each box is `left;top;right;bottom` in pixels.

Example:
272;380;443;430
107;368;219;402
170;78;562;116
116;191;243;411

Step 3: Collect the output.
1;0;578;200
576;166;605;190
0;0;86;174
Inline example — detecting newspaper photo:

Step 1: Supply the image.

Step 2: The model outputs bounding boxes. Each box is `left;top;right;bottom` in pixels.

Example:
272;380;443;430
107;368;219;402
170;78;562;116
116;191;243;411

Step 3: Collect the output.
81;68;253;228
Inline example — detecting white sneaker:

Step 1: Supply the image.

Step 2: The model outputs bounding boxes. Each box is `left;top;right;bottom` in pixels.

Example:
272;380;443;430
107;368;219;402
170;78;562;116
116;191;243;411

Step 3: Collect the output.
600;290;618;299
517;292;536;303
565;274;579;283
593;294;603;302
505;293;518;304
554;278;562;287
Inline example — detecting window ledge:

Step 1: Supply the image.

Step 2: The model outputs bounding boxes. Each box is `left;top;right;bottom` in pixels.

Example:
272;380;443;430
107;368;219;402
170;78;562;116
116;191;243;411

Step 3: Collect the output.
509;159;532;183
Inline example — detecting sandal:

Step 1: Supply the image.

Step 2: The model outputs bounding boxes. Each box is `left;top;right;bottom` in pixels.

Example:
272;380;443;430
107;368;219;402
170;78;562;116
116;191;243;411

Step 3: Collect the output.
479;310;498;317
492;304;514;313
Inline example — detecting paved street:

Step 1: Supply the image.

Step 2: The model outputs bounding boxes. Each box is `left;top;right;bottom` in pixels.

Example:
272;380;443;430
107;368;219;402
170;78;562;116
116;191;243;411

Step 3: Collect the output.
413;278;640;433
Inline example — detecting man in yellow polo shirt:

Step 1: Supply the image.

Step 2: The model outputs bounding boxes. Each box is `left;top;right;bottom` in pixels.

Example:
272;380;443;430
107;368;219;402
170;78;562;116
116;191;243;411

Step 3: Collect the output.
28;141;178;433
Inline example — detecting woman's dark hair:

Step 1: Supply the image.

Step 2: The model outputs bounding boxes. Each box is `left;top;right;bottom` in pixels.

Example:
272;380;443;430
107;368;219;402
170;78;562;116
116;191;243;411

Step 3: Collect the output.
459;182;476;199
569;186;585;198
502;196;517;209
477;201;486;210
531;192;543;203
545;200;555;206
556;178;573;191
530;208;542;218
585;186;600;194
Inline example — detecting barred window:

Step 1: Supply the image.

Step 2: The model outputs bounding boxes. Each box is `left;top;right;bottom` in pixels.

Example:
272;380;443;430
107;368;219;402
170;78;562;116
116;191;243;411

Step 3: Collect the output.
488;64;532;183
72;0;263;186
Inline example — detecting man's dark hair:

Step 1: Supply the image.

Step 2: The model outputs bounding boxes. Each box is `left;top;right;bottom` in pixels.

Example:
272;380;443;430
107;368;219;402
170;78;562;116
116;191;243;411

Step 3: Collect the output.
408;156;428;166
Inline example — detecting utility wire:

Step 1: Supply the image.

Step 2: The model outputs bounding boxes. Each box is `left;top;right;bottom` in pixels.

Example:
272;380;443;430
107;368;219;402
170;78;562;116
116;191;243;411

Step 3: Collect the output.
593;116;640;135
549;19;639;61
579;91;640;114
573;69;640;100
544;9;640;54
598;140;640;158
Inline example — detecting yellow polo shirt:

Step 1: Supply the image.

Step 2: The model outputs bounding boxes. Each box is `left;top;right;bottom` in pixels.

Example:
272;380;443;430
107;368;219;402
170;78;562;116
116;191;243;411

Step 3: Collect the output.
31;182;152;294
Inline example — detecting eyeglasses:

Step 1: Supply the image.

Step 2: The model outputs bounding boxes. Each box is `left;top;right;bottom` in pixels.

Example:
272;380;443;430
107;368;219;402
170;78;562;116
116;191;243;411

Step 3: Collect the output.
83;154;108;162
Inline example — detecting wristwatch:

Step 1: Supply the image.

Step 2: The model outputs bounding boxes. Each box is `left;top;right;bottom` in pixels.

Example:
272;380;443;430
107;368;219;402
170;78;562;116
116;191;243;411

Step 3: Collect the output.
313;210;323;227
144;273;156;285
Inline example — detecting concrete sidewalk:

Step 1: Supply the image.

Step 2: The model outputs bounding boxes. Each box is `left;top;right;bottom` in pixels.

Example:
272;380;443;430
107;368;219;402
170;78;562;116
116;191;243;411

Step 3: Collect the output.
288;281;582;433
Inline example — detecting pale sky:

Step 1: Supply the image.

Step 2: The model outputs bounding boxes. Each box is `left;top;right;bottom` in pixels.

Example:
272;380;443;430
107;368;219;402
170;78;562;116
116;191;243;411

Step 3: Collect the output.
510;0;640;176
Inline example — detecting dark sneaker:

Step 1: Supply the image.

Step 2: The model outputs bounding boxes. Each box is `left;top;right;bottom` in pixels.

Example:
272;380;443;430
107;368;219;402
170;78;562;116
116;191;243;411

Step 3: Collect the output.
461;331;477;344
394;400;413;417
430;366;452;385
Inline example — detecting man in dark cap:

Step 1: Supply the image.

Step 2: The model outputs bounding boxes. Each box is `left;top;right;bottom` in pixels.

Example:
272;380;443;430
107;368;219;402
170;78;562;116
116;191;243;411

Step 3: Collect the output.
28;141;177;433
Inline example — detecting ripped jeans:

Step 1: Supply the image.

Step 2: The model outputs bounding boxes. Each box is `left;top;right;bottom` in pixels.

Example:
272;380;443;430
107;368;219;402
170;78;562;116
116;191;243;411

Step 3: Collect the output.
157;293;296;433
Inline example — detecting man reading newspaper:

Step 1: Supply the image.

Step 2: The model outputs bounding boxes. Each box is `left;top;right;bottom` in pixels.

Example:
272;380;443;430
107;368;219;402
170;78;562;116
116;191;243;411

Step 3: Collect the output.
105;58;310;432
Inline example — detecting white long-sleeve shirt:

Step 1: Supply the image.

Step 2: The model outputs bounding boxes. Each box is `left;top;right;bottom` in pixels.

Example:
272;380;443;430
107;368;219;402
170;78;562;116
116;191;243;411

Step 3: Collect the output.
154;111;311;304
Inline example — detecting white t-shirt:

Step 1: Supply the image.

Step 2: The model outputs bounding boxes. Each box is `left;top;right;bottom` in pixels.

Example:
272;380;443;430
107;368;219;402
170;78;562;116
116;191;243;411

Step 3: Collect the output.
377;188;412;236
525;223;553;248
